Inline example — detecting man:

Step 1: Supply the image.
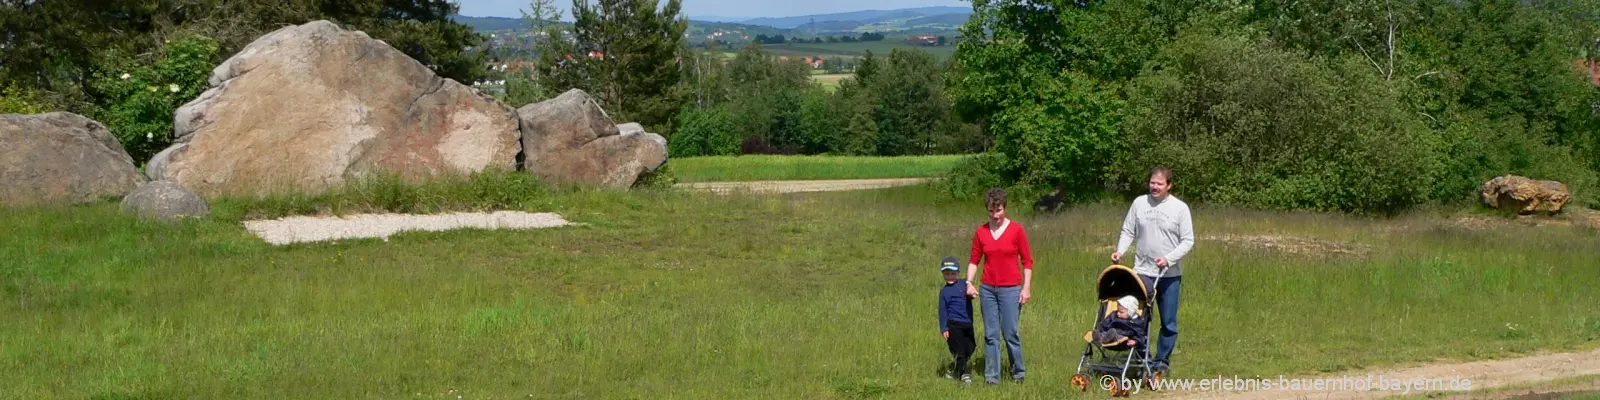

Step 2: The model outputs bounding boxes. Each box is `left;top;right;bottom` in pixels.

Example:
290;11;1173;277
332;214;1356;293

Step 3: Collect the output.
1111;166;1194;373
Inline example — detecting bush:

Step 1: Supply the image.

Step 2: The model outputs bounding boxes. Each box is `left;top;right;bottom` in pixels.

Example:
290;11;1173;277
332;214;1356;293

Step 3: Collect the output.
940;153;1005;200
1433;111;1599;208
1116;34;1442;214
0;85;51;114
739;136;799;155
631;163;679;190
88;35;220;163
669;106;740;157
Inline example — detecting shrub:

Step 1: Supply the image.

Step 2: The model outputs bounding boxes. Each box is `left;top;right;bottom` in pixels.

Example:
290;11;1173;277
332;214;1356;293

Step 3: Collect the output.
940;153;1005;200
669;106;740;157
0;85;51;114
1432;111;1598;208
631;163;679;190
88;35;220;163
1116;34;1442;214
739;136;799;155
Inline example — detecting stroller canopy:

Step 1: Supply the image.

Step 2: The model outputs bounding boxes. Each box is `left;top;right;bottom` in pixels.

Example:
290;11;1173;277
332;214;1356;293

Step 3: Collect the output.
1096;265;1150;303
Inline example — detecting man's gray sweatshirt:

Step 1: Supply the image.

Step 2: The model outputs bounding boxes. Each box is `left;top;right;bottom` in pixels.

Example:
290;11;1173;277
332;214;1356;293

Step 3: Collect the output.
1116;195;1195;278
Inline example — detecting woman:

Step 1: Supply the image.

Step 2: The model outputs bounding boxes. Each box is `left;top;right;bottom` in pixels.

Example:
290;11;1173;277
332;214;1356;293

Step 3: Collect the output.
965;188;1034;385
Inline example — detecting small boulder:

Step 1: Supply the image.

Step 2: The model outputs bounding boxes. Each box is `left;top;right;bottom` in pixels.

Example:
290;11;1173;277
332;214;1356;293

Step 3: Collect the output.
0;112;147;206
1480;175;1571;215
121;180;210;221
518;89;668;188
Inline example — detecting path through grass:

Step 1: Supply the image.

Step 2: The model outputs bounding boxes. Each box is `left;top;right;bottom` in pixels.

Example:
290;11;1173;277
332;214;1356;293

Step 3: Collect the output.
2;183;1598;398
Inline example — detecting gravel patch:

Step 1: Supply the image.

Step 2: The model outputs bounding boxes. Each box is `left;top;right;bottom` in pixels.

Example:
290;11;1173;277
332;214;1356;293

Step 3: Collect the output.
243;211;571;245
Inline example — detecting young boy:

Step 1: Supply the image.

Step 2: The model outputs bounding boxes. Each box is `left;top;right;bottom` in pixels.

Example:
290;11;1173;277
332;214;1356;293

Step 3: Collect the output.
1095;295;1149;347
938;256;976;384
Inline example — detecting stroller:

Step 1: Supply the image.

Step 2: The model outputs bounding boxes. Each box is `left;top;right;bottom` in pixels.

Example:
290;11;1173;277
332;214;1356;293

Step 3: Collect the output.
1069;265;1164;396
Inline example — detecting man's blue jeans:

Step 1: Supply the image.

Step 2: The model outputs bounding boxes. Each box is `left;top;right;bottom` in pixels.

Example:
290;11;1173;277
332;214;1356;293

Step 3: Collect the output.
980;284;1024;382
1140;275;1181;369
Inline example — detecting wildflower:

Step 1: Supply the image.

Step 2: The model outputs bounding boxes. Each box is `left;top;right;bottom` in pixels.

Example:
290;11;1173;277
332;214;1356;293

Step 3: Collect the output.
119;73;131;80
168;84;180;93
146;132;153;140
147;86;157;92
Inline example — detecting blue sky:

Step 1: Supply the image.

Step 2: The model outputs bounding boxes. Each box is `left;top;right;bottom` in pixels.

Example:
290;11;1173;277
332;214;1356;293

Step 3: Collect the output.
455;0;970;19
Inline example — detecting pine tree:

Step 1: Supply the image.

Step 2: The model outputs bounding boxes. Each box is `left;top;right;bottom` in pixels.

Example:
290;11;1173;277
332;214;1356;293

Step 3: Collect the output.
558;0;688;132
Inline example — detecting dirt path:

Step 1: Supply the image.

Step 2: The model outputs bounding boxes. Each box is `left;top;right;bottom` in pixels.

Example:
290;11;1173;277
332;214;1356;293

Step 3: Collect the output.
675;178;932;194
1162;347;1600;399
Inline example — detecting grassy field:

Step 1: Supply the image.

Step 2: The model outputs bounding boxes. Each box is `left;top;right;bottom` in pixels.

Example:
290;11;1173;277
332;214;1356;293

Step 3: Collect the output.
813;73;852;92
669;154;966;182
3;175;1600;398
763;41;958;60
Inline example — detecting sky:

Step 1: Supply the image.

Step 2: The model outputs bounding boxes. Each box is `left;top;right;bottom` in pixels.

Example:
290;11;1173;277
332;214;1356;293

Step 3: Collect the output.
455;0;970;19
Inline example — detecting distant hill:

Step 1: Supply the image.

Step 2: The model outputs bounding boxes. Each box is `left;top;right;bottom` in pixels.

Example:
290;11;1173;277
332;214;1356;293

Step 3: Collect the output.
691;15;756;23
794;20;867;33
454;7;971;37
904;13;971;27
741;6;969;29
452;15;527;32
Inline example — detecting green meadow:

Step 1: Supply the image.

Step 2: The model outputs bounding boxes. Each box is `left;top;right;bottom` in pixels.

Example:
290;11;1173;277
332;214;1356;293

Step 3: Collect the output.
2;175;1598;398
669;155;966;182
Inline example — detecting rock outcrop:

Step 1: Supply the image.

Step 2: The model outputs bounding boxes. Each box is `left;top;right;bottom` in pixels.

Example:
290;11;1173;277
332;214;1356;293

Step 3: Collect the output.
1481;175;1571;215
0;112;147;206
150;20;521;197
517;90;668;189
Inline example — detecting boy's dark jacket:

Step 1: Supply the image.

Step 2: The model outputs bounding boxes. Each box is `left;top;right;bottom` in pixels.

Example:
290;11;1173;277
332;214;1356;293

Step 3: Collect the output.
938;279;973;332
1094;308;1149;344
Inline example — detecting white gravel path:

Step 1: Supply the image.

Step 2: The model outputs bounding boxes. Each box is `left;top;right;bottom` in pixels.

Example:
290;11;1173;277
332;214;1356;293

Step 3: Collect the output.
243;211;571;245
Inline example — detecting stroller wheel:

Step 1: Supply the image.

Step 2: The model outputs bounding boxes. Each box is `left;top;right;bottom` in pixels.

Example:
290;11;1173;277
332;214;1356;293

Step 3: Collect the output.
1070;374;1089;391
1109;378;1128;397
1145;371;1164;392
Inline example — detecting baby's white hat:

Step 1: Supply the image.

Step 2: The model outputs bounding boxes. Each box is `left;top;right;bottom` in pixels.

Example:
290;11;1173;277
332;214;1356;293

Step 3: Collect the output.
1117;295;1139;312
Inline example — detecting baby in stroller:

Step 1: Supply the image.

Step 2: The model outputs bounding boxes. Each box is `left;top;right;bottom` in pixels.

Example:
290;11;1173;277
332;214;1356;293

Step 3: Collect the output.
1072;265;1163;396
1095;295;1148;348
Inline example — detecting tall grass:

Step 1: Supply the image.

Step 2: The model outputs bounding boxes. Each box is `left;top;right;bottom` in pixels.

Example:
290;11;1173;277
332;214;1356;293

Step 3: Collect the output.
1;183;1597;398
670;154;967;182
208;169;553;220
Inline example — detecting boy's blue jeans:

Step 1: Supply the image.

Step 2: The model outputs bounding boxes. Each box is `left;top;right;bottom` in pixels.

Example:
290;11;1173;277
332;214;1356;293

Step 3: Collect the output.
979;284;1024;382
1139;274;1181;369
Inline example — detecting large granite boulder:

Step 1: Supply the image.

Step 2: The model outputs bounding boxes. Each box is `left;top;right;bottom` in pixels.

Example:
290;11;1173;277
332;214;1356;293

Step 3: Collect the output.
150;20;521;197
0;112;147;206
1481;175;1571;215
121;180;209;221
517;89;668;188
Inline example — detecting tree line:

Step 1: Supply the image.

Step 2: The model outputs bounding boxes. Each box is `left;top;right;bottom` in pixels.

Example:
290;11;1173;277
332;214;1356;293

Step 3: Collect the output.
501;0;983;158
754;32;889;45
949;0;1600;214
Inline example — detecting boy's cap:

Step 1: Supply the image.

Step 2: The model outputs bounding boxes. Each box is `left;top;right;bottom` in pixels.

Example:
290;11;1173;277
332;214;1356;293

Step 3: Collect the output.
1117;296;1139;312
940;256;960;271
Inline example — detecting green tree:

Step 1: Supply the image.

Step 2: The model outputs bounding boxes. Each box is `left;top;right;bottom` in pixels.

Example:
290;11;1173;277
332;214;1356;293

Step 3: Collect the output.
867;49;953;156
836;92;881;156
561;0;689;132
